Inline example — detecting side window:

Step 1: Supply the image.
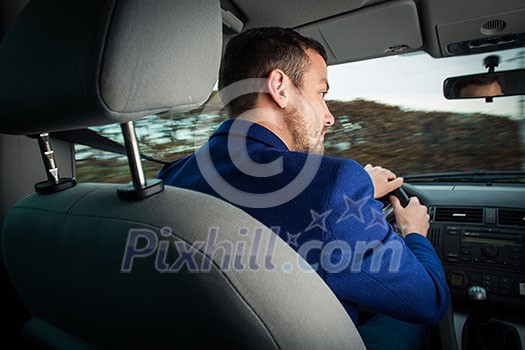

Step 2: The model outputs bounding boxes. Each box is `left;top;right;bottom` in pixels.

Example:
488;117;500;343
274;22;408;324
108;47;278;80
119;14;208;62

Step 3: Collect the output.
74;97;227;183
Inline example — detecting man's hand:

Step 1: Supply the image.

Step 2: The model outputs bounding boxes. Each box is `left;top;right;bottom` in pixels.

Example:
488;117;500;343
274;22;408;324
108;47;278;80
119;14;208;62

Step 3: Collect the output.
364;164;403;199
390;196;430;238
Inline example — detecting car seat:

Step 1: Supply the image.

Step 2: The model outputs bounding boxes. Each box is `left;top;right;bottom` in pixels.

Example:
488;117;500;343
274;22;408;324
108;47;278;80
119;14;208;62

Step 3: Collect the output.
0;1;365;348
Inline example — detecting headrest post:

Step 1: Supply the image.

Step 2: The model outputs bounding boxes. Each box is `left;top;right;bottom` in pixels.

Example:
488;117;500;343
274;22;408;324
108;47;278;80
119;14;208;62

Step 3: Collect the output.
121;121;146;189
34;133;76;194
37;133;60;184
117;121;164;201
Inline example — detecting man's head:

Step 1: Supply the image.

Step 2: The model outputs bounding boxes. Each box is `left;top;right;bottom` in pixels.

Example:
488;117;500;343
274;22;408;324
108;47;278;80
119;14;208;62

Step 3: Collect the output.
218;27;334;154
219;27;327;116
455;75;504;98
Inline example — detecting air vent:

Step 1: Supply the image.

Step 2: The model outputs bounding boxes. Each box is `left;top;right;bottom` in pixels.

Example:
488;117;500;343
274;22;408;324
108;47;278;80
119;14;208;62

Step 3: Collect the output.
428;227;442;249
499;209;525;227
434;207;483;223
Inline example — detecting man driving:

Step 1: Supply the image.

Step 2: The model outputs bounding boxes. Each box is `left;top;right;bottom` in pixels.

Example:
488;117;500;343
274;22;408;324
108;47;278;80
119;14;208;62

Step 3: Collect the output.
159;27;450;349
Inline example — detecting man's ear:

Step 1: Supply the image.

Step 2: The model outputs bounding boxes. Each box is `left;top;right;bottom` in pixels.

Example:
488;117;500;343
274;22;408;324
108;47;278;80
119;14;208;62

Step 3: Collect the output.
267;69;288;109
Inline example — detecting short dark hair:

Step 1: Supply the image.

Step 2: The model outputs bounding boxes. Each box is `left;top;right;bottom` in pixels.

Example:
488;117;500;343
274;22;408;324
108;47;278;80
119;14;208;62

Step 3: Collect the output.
218;27;327;117
451;74;502;97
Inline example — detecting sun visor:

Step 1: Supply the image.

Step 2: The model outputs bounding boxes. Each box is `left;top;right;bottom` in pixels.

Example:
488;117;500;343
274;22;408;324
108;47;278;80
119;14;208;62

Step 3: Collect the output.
296;0;422;65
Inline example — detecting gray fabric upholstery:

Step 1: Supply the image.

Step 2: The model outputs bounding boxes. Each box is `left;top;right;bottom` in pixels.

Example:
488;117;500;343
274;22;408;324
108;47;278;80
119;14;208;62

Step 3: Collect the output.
0;0;366;348
0;0;222;135
2;184;365;349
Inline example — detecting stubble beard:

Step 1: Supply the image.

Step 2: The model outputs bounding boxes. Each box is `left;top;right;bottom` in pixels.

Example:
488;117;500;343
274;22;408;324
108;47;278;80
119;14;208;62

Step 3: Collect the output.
286;108;325;155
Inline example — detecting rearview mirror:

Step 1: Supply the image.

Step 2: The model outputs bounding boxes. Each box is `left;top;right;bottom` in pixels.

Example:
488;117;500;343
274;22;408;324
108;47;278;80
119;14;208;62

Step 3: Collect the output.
443;69;525;100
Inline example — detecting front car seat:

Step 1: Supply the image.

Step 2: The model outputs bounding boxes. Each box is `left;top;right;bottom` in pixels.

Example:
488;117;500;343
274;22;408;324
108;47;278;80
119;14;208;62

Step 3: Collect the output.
0;0;365;348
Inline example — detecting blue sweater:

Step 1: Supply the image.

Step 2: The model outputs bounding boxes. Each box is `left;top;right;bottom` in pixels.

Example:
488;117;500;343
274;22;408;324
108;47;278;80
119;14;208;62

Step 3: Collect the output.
158;118;450;325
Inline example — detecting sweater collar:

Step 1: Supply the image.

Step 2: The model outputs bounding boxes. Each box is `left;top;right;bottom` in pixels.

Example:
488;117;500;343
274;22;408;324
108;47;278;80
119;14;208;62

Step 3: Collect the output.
210;118;289;151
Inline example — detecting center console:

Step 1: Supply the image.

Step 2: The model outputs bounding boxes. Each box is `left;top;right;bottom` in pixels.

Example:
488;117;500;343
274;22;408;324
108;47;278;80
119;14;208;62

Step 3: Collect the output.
428;207;525;307
428;206;525;349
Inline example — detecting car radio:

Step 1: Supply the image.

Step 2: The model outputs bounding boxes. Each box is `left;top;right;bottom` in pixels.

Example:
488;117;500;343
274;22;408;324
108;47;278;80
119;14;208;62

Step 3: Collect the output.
429;222;525;307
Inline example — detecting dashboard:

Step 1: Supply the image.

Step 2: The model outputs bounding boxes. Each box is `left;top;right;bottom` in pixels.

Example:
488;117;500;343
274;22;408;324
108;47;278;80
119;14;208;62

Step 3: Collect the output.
405;182;525;308
404;181;525;347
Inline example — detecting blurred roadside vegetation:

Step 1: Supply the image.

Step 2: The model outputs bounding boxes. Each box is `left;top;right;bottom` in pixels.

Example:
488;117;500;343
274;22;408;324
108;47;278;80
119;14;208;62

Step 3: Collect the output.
76;97;522;183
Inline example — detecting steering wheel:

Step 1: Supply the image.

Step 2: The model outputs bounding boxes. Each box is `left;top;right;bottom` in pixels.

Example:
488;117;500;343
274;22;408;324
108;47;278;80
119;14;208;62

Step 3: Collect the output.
381;186;410;223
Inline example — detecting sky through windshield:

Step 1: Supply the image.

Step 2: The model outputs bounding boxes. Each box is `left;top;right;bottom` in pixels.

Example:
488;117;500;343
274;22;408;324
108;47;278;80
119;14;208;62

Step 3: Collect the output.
327;47;524;119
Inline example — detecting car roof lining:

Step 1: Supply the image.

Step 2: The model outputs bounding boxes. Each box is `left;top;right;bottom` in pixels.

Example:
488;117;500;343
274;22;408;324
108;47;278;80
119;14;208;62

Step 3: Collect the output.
224;0;525;62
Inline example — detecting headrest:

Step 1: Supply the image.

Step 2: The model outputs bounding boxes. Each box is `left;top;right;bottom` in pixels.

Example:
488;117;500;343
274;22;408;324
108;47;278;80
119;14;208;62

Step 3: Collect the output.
0;0;222;135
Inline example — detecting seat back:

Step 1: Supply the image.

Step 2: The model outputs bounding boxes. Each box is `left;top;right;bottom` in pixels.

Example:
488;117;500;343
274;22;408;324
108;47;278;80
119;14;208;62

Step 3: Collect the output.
4;184;363;348
0;1;365;348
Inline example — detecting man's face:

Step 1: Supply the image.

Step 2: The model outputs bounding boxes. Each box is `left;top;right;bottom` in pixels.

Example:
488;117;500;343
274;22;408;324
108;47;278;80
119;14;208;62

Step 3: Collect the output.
286;49;334;155
459;80;503;98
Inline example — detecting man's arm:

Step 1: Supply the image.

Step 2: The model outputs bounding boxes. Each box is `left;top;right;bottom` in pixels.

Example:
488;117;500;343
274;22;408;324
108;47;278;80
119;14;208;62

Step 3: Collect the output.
324;160;450;325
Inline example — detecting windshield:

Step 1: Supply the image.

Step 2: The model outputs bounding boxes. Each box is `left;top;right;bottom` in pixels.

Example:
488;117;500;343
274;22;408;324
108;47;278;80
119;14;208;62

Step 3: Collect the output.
323;47;524;178
75;47;525;183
